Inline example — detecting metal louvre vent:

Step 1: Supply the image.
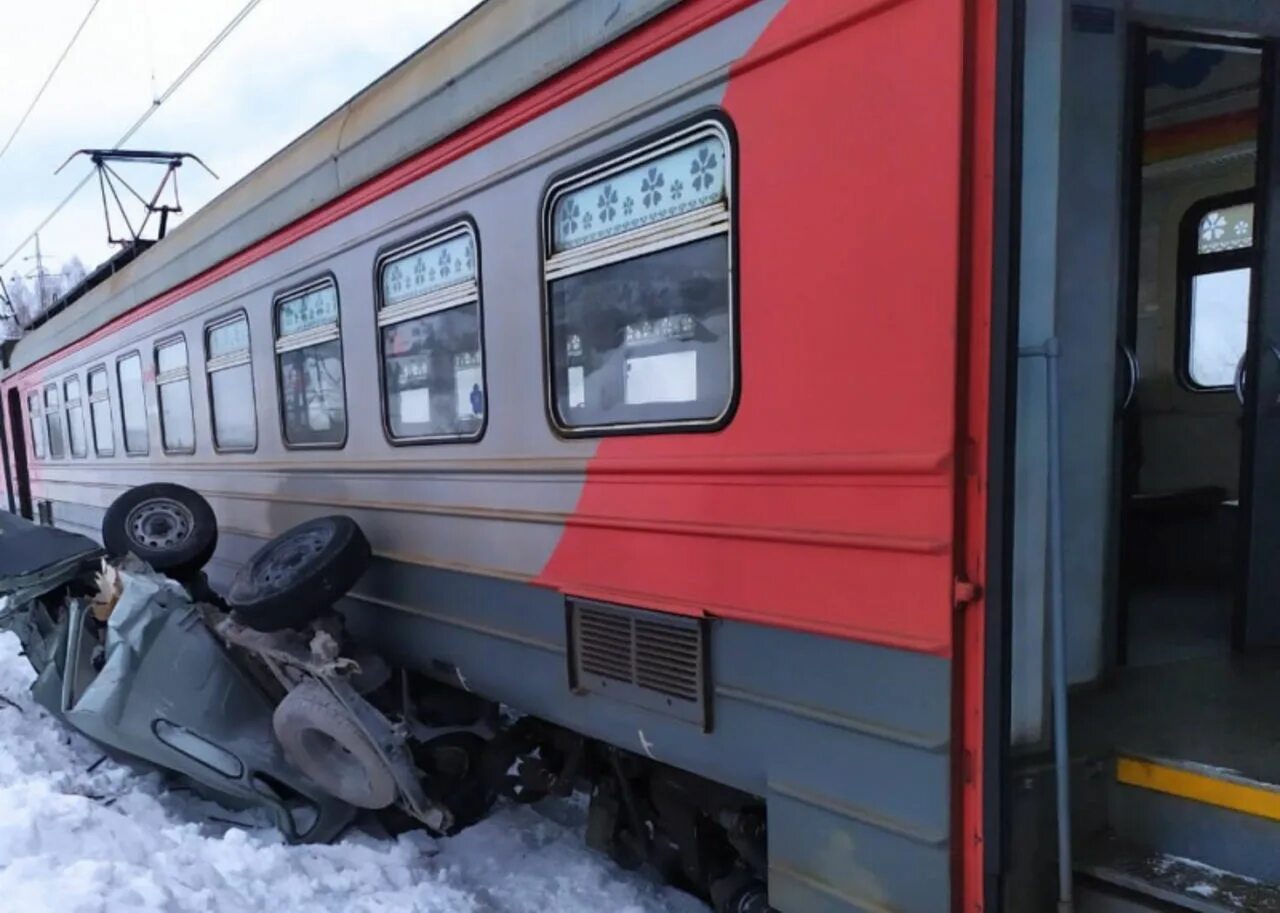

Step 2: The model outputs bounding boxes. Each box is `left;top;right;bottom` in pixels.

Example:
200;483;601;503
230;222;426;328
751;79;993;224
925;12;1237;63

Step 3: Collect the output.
569;599;708;728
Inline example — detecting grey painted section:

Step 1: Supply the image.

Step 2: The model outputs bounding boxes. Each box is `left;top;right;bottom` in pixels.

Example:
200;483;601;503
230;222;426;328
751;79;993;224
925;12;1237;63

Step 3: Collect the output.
331;564;953;913
1056;19;1128;686
15;3;781;586
5;0;687;375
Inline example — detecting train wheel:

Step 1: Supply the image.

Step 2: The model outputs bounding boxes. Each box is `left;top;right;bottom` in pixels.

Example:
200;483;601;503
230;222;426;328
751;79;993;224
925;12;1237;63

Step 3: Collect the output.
227;515;370;632
272;679;398;809
102;483;218;578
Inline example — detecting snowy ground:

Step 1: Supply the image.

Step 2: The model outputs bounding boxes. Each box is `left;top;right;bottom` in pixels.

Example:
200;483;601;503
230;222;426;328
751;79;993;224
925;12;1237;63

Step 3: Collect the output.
0;631;706;913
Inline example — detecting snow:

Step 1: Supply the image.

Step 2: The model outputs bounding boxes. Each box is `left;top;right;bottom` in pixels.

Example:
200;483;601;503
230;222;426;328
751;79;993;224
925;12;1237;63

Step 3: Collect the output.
0;632;705;913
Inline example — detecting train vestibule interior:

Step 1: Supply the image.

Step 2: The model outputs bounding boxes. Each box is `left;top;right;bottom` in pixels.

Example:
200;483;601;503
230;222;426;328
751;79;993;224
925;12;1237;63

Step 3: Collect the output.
1006;17;1280;912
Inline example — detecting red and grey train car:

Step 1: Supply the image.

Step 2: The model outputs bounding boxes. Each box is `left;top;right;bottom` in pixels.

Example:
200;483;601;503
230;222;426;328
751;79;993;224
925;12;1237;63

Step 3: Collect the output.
0;1;1005;911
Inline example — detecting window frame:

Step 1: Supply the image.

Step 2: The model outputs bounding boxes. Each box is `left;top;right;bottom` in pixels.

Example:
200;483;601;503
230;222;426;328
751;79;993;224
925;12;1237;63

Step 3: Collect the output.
372;216;488;446
62;374;87;459
539;113;740;437
153;332;196;455
1176;188;1257;393
272;273;348;450
27;390;46;460
203;309;258;454
87;364;115;457
116;349;150;456
43;383;66;460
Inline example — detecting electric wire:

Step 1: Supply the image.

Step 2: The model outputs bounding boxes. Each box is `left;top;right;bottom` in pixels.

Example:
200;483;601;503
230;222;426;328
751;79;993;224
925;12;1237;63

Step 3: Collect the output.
0;0;103;163
1;0;265;273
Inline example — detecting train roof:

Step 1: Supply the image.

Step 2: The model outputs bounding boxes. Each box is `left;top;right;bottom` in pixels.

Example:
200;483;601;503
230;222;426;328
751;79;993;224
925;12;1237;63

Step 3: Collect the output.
3;0;679;377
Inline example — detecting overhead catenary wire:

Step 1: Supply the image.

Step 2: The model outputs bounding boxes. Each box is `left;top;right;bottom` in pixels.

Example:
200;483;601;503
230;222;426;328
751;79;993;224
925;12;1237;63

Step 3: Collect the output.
0;0;265;273
0;0;103;163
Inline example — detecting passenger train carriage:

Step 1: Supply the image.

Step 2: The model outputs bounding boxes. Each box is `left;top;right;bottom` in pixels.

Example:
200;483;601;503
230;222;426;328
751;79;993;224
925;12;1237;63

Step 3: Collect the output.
25;0;1280;911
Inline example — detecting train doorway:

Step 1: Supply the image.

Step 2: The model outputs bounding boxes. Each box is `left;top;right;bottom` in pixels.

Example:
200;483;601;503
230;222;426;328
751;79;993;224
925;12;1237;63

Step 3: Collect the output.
1065;32;1280;909
6;387;31;519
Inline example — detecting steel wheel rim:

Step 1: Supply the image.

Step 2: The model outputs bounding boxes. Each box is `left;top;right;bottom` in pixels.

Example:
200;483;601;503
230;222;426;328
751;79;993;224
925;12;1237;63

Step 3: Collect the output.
126;498;195;551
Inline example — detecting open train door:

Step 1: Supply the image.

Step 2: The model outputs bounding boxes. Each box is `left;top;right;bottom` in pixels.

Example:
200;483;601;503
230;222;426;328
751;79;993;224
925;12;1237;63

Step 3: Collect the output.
6;387;32;519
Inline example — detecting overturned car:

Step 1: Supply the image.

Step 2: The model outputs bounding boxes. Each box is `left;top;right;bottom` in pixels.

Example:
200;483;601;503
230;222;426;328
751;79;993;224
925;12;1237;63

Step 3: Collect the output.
0;483;500;844
0;484;774;913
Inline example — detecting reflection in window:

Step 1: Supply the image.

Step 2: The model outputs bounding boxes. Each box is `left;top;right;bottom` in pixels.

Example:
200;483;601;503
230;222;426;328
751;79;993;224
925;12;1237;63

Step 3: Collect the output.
155;337;195;453
206;314;256;450
44;385;65;459
88;366;113;456
377;225;484;441
275;280;345;446
1189;268;1251;388
64;376;86;458
117;353;149;454
27;392;45;459
545;123;734;431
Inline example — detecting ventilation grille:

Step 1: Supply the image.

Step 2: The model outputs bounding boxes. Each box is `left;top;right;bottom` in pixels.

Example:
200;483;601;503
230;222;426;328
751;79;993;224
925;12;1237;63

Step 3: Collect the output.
569;599;708;727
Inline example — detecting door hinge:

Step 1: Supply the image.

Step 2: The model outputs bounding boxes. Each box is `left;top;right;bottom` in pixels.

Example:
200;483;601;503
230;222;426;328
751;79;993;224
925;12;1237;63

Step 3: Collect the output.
954;577;982;608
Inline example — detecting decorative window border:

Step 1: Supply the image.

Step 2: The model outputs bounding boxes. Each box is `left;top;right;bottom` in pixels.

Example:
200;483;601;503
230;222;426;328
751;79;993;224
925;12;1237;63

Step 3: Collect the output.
539;113;739;437
154;333;196;455
87;364;115;457
271;273;348;450
1176;189;1256;393
203;310;257;453
372;218;487;445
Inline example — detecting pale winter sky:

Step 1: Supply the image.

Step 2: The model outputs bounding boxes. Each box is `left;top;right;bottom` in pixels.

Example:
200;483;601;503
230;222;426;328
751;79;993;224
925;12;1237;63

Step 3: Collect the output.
0;0;482;284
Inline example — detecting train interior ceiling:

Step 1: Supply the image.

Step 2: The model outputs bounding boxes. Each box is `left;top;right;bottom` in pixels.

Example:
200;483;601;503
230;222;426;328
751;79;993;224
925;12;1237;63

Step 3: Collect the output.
1007;19;1280;911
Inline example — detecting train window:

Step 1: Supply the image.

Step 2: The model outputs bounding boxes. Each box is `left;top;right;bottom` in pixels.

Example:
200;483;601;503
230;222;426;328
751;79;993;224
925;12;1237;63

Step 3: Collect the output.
64;376;87;458
205;312;256;451
155;336;195;453
88;366;114;456
1180;194;1255;390
117;352;149;455
27;392;46;459
274;277;346;447
44;385;65;459
543;120;735;433
375;223;485;442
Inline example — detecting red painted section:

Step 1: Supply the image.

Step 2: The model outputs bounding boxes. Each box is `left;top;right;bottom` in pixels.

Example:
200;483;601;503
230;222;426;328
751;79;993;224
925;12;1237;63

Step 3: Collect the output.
537;0;970;656
954;1;997;909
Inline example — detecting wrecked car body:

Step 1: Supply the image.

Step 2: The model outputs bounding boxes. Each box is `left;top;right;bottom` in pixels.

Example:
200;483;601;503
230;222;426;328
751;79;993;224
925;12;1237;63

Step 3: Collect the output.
0;510;357;842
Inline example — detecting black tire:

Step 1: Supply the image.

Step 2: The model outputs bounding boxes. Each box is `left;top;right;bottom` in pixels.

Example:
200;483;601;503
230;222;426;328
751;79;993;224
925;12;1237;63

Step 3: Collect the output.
272;679;398;809
102;483;218;577
227;515;370;632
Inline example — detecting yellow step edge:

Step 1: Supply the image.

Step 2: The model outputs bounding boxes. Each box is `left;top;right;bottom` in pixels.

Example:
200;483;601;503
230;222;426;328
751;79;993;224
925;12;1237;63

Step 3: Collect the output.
1116;755;1280;822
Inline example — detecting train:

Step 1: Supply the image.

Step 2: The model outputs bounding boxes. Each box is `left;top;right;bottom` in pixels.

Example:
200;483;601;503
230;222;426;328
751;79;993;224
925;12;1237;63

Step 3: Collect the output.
17;1;1280;911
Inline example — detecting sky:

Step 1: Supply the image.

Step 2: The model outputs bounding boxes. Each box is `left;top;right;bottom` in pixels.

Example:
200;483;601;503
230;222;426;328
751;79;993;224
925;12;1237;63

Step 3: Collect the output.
0;0;482;285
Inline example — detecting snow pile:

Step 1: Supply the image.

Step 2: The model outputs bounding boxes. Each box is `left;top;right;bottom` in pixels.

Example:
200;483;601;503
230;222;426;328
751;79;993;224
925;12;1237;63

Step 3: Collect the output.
0;632;703;913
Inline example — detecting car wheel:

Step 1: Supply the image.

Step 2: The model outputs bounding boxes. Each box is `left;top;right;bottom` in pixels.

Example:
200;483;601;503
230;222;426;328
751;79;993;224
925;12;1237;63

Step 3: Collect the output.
272;679;398;809
102;483;218;577
227;515;370;632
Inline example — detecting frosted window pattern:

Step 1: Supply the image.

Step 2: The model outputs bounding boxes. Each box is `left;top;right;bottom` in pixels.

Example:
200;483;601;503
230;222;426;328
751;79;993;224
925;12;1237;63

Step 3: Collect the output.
378;226;484;441
206;314;256;451
88;367;113;456
64;376;86;458
551;135;726;252
545;123;734;431
1198;202;1253;254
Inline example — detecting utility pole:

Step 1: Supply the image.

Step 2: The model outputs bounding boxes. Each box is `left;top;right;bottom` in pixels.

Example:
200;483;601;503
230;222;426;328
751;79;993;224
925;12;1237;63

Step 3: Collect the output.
23;233;57;311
